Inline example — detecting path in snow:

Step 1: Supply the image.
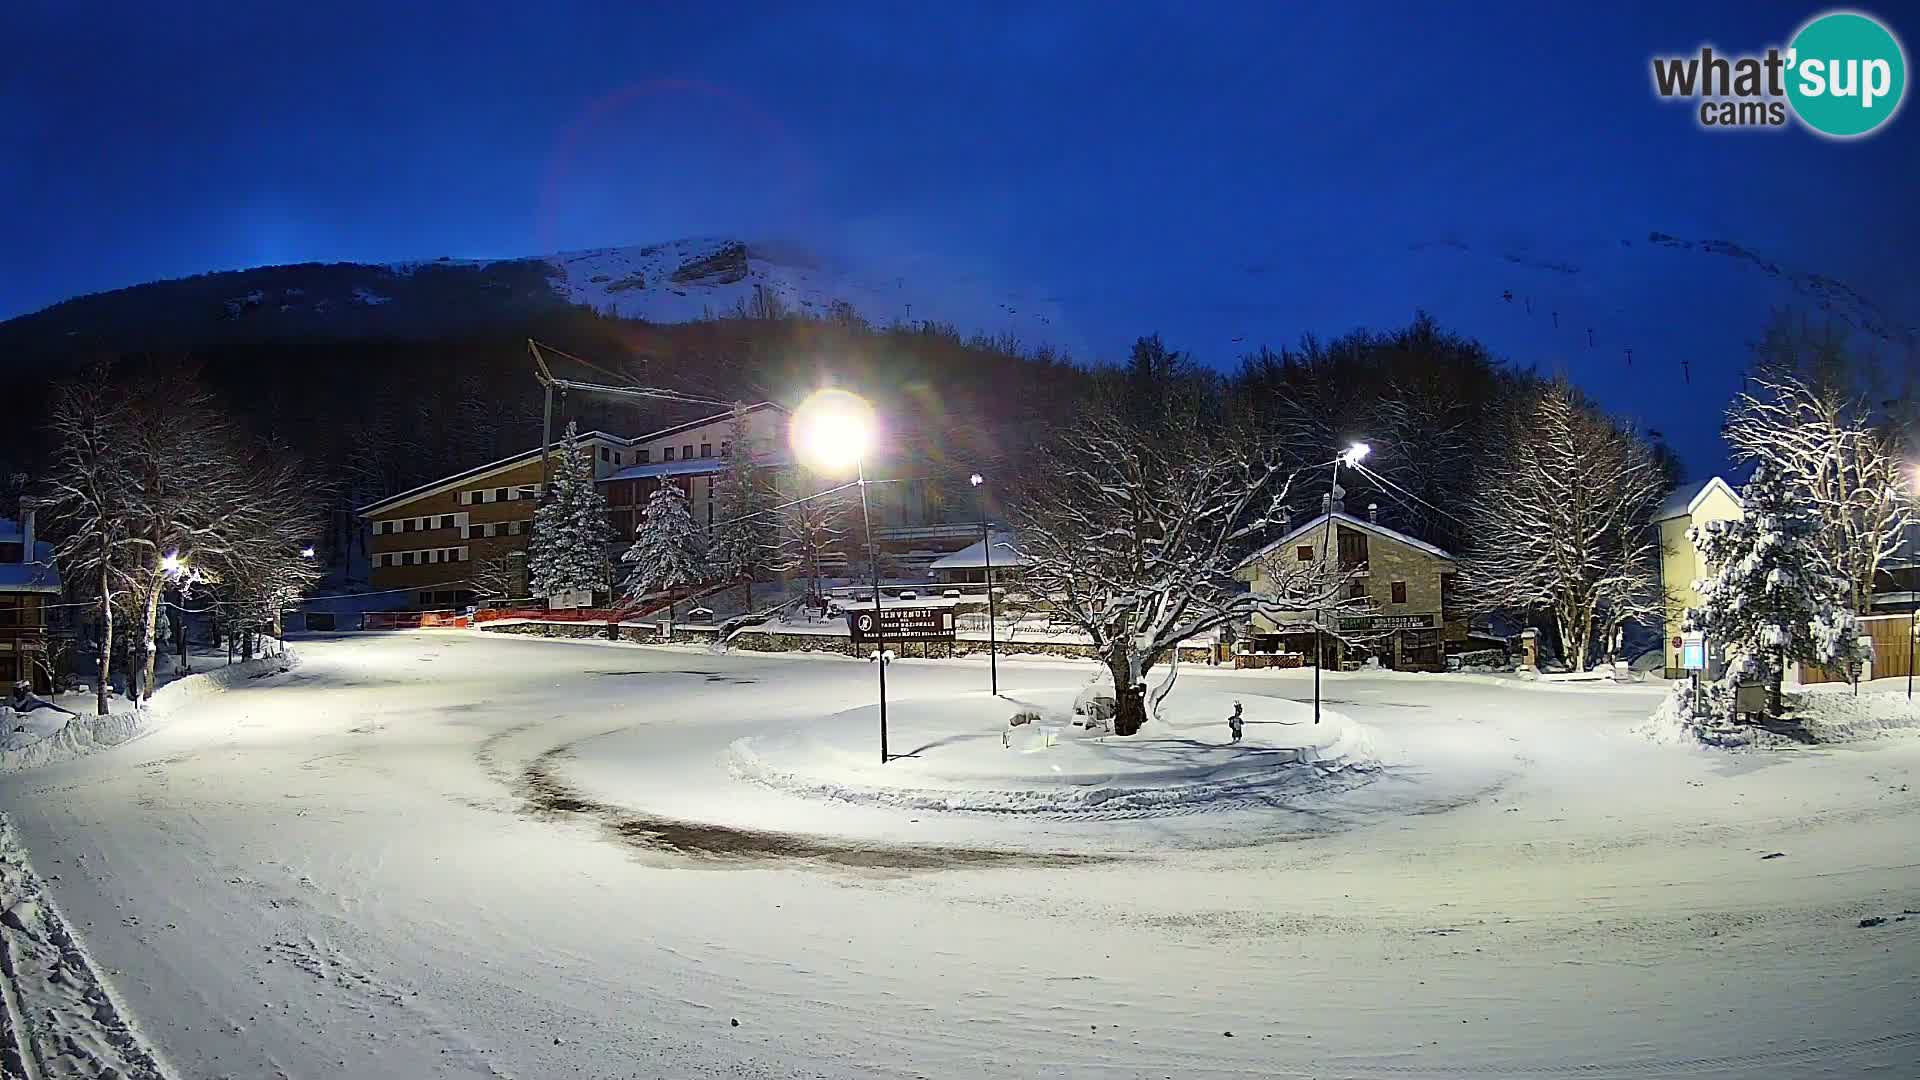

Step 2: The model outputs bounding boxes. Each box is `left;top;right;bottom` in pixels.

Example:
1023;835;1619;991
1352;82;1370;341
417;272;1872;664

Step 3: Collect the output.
0;631;1913;1078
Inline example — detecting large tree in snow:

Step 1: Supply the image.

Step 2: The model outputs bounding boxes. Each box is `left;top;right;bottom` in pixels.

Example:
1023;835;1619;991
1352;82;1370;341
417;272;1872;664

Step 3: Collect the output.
527;423;614;599
707;407;776;608
774;478;846;607
1724;372;1916;615
1460;380;1668;671
1011;388;1349;737
1683;466;1863;723
622;483;707;626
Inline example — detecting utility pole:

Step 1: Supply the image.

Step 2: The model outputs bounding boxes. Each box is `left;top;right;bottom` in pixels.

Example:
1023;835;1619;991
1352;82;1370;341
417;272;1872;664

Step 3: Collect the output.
859;460;888;762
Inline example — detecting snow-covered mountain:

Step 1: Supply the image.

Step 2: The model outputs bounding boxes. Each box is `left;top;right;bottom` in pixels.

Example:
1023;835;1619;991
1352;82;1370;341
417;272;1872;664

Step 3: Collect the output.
0;237;1074;356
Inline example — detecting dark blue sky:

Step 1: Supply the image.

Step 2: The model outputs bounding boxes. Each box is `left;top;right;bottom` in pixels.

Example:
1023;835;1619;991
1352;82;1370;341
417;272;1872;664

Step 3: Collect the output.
4;1;1913;475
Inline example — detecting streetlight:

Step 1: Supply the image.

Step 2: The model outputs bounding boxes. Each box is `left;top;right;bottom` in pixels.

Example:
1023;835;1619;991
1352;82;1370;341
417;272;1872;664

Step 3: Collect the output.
159;551;191;674
791;389;889;763
1314;441;1371;724
970;473;999;696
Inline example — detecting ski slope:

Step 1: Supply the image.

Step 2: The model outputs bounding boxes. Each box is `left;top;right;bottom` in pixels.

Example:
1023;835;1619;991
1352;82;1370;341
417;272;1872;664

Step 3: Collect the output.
0;631;1914;1078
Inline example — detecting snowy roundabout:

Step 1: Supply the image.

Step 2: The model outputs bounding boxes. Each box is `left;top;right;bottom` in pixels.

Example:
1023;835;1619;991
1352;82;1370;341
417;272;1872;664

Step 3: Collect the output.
727;687;1381;819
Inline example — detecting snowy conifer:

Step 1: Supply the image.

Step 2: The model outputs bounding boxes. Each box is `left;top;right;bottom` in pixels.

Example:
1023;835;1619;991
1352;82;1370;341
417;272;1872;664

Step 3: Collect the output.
527;423;614;598
707;407;775;607
621;483;707;625
1682;465;1863;725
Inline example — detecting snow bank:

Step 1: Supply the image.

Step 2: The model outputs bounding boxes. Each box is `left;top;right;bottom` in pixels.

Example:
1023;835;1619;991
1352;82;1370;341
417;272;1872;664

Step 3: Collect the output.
728;687;1379;817
0;814;173;1077
0;652;297;771
1641;680;1920;748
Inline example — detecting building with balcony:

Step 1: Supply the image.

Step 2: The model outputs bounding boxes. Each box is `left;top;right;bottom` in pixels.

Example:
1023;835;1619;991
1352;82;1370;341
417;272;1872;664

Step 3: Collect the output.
1;509;61;692
1233;502;1463;670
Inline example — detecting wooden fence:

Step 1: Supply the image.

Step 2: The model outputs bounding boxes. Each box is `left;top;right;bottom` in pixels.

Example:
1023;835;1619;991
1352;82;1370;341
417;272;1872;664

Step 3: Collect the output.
1800;613;1917;684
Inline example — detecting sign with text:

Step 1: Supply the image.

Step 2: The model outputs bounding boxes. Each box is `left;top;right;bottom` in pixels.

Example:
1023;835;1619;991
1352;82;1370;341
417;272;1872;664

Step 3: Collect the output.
847;606;955;642
1681;632;1707;671
1337;613;1438;633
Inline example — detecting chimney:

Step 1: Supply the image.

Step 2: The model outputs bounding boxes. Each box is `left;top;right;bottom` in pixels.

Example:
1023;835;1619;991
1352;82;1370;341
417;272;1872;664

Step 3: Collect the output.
1367;502;1379;524
18;502;33;565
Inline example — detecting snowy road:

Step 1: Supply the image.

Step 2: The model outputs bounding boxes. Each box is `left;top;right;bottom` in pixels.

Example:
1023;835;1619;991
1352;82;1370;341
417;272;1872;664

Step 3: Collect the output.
1;631;1916;1078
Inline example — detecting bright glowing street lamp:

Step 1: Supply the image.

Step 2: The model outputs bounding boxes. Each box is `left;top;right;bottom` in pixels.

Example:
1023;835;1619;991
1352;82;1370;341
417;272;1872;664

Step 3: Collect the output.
159;551;186;576
791;389;891;763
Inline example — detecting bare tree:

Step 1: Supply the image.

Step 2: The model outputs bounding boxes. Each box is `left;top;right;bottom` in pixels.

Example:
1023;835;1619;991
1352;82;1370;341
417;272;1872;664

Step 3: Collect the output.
774;481;847;608
1724;373;1916;615
1461;381;1667;671
43;364;141;714
1011;400;1348;736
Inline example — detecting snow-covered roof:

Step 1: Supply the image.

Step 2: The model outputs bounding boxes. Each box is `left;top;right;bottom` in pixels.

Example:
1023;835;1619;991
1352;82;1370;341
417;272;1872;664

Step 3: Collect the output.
355;431;632;516
1652;476;1743;522
927;533;1031;571
0;520;59;594
1237;511;1455;570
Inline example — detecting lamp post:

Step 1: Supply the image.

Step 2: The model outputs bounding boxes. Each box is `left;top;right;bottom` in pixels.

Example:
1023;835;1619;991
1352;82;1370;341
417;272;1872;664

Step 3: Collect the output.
792;390;889;763
969;473;999;696
159;551;191;677
1313;441;1370;725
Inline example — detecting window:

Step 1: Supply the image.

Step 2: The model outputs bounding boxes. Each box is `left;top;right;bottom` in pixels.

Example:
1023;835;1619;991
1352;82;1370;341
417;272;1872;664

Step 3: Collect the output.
1296;545;1315;563
682;444;693;460
494;487;507;502
615;452;623;465
700;442;712;458
1441;573;1458;617
1347;580;1368;600
467;525;482;540
599;447;609;462
637;449;651;464
663;446;676;461
720;441;731;458
419;592;434;606
508;520;524;535
438;515;453;530
1337;529;1369;571
1391;581;1408;604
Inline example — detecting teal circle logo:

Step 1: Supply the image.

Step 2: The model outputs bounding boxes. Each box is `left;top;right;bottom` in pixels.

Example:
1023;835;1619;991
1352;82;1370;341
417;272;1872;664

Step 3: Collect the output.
1787;11;1906;137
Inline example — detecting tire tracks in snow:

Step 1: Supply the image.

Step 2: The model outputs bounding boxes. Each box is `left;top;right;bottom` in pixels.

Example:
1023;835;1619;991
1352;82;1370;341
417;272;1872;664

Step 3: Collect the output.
0;815;172;1080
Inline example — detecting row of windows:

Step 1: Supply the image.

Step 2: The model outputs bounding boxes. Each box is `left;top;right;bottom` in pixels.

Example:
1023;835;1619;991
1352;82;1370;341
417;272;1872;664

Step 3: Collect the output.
377;512;470;535
456;484;542;506
374;546;470;568
466;520;527;539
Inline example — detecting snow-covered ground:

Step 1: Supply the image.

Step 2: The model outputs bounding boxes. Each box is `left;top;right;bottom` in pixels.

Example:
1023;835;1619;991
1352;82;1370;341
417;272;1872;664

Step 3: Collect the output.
0;631;1914;1078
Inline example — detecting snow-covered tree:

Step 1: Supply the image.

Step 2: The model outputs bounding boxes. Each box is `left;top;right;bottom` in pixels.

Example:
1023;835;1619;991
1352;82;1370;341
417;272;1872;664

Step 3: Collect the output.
622;483;707;626
1460;381;1668;671
707;407;775;608
1683;466;1863;723
527;423;614;599
44;363;142;714
1011;396;1349;736
1724;373;1916;615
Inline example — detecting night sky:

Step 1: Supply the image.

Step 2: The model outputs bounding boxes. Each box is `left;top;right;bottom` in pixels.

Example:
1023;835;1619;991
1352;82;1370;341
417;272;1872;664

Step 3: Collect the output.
5;2;1913;476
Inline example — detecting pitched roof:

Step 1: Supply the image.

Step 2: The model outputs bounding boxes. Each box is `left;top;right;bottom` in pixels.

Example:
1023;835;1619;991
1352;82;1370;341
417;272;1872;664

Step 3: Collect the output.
355;431;631;516
1236;511;1456;570
1652;476;1743;522
928;532;1032;571
0;520;59;594
602;457;790;482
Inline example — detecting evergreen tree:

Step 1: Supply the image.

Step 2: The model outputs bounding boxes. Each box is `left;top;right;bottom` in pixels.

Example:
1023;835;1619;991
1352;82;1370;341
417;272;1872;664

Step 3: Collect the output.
622;483;707;626
527;422;614;598
1682;466;1863;725
707;407;775;608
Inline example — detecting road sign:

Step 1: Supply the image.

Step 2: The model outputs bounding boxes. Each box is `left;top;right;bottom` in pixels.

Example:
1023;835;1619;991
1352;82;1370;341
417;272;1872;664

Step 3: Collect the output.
1680;632;1706;671
848;606;955;642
